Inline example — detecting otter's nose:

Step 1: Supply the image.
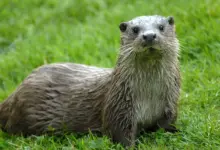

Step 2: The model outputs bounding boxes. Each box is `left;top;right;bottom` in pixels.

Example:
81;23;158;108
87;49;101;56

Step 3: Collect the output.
142;33;156;42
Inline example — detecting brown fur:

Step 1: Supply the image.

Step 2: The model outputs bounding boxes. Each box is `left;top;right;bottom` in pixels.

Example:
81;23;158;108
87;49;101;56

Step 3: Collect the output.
0;63;112;135
0;15;181;147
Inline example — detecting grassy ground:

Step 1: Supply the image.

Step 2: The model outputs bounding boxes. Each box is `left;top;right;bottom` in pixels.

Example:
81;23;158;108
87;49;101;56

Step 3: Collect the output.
0;0;219;149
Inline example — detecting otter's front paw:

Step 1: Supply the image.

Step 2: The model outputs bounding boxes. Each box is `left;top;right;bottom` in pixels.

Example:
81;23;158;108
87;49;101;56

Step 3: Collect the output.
162;124;180;133
112;130;135;148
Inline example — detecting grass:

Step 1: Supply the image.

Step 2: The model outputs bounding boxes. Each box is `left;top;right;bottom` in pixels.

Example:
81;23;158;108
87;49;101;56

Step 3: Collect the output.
0;0;219;149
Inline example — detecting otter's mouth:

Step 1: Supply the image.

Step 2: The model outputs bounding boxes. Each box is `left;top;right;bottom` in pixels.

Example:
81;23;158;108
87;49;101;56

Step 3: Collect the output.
135;43;158;52
141;43;157;51
148;47;156;51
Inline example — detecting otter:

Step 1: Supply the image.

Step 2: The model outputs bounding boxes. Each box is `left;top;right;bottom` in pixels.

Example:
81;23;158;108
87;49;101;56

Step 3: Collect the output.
0;15;181;147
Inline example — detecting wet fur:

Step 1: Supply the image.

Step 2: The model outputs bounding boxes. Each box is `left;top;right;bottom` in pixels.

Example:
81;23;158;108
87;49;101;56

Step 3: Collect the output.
0;63;112;135
0;15;181;147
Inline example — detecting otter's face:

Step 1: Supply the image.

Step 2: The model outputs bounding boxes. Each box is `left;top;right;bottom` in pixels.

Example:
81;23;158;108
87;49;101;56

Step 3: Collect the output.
119;15;179;53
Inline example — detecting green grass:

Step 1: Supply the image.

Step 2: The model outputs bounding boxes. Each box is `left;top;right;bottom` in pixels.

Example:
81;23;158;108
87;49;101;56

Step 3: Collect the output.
0;0;220;149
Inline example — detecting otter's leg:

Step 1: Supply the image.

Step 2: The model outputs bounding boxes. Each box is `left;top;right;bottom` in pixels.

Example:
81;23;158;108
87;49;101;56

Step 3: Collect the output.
103;109;137;147
154;70;180;133
156;71;180;133
112;118;137;147
142;109;178;133
156;110;178;132
103;83;136;147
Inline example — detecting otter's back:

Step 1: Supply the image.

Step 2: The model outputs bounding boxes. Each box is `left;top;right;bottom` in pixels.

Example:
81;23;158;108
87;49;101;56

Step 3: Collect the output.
0;63;112;135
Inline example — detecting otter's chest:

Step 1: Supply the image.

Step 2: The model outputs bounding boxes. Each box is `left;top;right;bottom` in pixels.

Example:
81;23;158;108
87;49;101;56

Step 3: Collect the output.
132;73;167;125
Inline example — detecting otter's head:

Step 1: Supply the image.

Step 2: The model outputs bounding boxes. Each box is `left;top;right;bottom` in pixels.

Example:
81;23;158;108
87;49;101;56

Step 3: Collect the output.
119;15;179;57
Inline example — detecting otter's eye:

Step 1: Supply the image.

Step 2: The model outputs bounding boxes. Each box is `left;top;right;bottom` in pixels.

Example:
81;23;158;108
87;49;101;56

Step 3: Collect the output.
132;27;139;34
158;25;164;31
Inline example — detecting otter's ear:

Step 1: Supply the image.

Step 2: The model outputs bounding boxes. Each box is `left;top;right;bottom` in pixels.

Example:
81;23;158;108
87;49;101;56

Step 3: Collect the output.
119;22;127;32
167;16;174;25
